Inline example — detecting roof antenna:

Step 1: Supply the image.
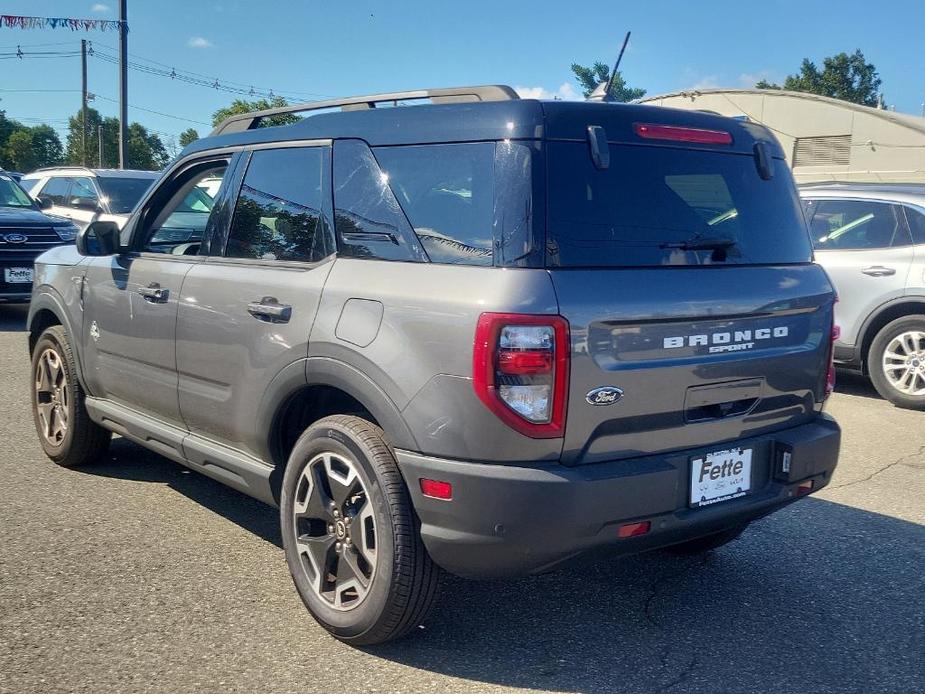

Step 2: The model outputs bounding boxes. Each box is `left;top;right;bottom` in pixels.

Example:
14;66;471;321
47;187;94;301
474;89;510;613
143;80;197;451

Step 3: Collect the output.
588;31;631;102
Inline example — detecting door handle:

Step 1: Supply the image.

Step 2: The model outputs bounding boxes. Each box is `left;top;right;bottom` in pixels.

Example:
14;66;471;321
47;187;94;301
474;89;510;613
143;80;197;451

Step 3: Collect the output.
861;266;896;277
137;282;169;303
247;296;292;323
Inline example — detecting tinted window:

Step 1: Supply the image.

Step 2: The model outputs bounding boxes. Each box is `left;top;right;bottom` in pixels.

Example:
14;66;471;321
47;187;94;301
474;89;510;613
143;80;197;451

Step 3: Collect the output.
226;147;330;262
807;200;909;250
97;177;155;214
374;143;494;266
546;143;811;267
40;177;71;205
333;139;427;262
905;207;925;246
144;164;227;254
0;176;34;208
69;177;98;206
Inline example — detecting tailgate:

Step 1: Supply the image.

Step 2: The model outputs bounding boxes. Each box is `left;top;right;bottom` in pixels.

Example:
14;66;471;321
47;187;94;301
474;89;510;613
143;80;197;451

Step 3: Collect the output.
552;264;835;465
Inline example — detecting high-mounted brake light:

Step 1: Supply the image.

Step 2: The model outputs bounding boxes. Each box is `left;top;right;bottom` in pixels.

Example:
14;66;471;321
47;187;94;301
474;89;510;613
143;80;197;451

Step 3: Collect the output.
473;313;569;438
633;123;733;145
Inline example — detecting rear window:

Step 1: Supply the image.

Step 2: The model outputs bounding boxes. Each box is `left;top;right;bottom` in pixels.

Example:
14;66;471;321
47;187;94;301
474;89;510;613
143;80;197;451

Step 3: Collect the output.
546;142;812;267
97;177;155;214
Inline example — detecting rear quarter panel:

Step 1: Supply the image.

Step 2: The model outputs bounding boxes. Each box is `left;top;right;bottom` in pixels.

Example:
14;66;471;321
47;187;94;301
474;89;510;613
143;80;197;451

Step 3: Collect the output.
309;258;564;461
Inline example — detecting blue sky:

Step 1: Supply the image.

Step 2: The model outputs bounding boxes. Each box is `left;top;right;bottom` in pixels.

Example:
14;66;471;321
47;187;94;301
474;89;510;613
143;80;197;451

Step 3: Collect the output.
2;0;923;148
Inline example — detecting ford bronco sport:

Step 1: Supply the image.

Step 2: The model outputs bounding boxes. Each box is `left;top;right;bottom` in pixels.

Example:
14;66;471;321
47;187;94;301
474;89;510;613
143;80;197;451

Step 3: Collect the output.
27;86;841;645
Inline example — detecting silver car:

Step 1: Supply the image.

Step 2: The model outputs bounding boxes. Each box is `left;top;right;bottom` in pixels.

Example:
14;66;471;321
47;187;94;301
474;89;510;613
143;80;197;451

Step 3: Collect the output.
801;183;925;408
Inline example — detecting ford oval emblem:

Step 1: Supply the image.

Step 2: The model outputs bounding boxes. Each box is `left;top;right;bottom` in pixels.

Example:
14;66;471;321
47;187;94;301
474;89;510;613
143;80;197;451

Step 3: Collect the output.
3;233;27;244
586;386;623;406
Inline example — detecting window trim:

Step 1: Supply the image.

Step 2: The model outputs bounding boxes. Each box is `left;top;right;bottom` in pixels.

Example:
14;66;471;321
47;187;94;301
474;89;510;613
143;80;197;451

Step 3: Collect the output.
127;154;238;256
803;196;914;252
212;141;335;267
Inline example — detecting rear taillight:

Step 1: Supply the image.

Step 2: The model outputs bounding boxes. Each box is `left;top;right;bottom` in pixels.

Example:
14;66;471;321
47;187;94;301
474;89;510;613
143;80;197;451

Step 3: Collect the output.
473;313;569;438
633;122;733;145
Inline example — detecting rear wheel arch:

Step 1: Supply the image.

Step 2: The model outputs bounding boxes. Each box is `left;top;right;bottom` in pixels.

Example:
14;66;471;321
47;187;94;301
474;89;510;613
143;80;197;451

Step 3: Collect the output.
264;359;418;500
859;298;925;371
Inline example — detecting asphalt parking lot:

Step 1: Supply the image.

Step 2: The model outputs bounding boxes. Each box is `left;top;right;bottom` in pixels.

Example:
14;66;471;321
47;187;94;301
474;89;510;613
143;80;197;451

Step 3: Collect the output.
0;303;922;694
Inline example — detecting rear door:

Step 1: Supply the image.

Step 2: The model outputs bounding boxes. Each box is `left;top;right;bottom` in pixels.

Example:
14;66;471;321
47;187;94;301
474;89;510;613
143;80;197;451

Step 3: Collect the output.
544;136;834;466
806;198;914;347
176;143;335;460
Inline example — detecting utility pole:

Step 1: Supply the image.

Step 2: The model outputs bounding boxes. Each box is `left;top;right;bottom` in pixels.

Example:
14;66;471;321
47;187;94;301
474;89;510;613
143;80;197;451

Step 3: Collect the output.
118;0;128;169
98;125;103;167
81;39;88;166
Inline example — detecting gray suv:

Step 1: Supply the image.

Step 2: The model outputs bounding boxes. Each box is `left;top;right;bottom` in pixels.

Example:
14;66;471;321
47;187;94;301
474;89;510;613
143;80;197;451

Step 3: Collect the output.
27;86;841;645
801;183;925;408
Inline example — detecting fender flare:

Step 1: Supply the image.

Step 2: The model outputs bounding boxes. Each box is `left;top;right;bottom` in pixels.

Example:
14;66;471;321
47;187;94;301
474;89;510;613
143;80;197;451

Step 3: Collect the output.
258;356;418;465
856;295;925;363
27;288;88;388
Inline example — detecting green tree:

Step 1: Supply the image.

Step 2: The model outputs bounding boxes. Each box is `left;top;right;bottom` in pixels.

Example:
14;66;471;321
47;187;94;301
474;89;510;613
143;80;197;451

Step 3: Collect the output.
127;123;168;170
5;125;63;171
571;61;646;102
64;107;167;170
211;96;300;129
0;111;27;169
756;50;882;107
179;128;199;147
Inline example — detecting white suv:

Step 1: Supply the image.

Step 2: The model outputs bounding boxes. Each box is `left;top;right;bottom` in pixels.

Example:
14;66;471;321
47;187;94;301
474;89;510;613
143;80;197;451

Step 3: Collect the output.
801;183;925;408
21;167;158;232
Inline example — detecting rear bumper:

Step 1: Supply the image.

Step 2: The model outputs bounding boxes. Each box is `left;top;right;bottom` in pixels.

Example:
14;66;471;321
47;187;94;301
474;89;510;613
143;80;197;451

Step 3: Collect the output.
396;414;840;578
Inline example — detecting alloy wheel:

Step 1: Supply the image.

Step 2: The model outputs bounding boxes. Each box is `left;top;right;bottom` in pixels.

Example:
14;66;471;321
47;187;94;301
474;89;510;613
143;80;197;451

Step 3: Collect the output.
291;452;377;610
34;348;69;446
882;330;925;396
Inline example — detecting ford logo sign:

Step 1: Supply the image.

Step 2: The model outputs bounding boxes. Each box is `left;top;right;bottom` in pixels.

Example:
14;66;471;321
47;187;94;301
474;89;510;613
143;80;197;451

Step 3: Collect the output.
3;233;27;244
586;386;623;406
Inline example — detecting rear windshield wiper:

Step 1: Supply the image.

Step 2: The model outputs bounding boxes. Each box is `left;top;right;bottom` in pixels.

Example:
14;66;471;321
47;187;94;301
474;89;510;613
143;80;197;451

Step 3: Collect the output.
660;235;737;251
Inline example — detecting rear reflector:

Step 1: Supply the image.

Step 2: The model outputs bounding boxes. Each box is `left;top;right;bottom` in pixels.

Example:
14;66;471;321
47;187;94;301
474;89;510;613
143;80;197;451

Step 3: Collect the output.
634;122;733;145
796;480;814;496
617;521;651;538
420;479;453;500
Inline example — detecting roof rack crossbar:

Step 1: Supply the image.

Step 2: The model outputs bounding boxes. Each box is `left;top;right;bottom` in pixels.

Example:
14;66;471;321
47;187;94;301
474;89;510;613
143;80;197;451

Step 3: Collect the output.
210;85;519;136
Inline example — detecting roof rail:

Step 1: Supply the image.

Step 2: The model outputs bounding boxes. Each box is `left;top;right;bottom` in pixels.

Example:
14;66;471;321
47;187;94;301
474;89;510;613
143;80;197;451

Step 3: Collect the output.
210;85;519;136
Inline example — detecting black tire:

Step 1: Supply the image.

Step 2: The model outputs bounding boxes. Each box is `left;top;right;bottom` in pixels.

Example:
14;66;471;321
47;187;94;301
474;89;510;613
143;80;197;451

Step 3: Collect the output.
868;314;925;410
665;523;748;555
30;325;111;467
280;415;439;645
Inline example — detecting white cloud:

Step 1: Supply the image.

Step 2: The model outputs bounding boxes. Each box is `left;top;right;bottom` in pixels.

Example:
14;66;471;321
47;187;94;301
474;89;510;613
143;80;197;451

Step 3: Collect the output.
187;36;213;49
91;3;110;12
514;82;581;101
738;70;778;87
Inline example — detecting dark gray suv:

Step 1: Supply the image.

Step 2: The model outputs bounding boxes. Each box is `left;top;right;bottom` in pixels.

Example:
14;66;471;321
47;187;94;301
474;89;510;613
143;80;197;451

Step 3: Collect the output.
27;86;841;645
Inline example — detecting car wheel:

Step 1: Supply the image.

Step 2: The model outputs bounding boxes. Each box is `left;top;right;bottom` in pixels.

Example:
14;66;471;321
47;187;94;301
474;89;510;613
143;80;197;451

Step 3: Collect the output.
280;415;440;645
868;315;925;410
30;325;111;467
664;523;748;555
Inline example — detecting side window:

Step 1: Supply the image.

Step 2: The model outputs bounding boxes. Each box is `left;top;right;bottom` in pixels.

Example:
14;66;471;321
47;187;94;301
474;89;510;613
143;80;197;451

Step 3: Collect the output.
142;163;228;254
69;177;99;208
39;177;71;205
333;139;428;262
373;143;495;266
225;147;331;263
905;207;925;246
810;200;908;250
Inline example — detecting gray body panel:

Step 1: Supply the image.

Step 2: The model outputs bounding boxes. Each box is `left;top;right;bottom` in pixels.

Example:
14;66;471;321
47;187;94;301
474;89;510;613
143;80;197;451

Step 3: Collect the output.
27;94;841;578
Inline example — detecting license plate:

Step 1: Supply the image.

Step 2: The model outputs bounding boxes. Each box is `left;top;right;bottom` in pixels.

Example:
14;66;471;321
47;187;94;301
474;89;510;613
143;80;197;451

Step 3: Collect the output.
4;267;33;283
689;447;752;507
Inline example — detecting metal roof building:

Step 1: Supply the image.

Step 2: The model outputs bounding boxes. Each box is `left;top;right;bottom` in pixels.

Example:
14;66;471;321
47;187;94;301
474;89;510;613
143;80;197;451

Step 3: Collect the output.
639;89;925;184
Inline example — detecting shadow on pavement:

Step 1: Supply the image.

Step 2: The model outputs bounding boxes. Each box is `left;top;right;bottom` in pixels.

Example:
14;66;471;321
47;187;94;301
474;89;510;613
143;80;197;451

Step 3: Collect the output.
77;437;924;693
0;304;29;332
834;369;881;400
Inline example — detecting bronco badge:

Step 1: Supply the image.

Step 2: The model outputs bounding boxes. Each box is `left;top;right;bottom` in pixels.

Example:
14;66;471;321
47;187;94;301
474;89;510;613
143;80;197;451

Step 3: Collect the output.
586;386;623;406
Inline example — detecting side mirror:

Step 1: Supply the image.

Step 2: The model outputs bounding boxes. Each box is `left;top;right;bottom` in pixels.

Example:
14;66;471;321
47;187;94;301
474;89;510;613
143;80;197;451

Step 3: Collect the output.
76;220;121;256
35;196;53;210
70;196;103;212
